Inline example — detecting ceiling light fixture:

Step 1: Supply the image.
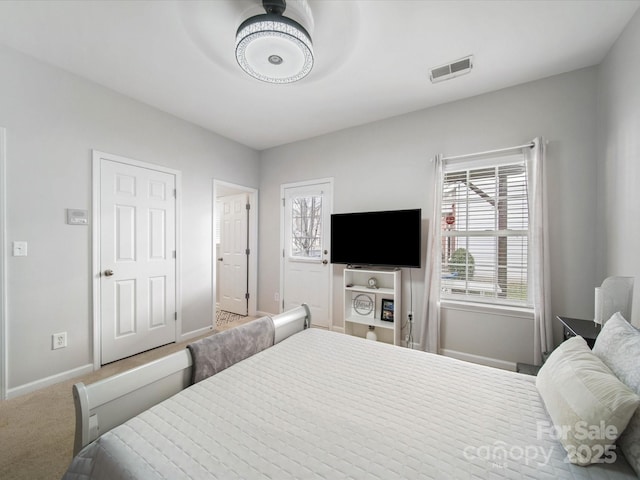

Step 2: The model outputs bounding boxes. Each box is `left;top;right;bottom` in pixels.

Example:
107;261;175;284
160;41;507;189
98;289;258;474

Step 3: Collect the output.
235;0;314;84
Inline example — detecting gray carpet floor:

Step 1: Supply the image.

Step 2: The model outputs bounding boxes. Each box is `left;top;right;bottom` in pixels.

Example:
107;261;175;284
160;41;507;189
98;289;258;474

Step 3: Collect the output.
0;313;254;480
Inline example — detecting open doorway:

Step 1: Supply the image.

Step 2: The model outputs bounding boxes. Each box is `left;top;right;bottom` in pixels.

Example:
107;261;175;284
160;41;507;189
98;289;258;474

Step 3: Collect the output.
213;180;258;329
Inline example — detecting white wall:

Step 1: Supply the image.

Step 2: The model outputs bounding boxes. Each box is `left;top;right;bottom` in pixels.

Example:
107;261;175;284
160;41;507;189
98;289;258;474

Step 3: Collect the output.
2;7;637;392
259;67;600;365
597;10;640;327
0;45;259;393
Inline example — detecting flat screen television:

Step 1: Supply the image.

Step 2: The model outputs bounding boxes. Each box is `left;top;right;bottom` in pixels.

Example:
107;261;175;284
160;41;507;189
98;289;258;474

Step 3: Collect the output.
330;208;422;268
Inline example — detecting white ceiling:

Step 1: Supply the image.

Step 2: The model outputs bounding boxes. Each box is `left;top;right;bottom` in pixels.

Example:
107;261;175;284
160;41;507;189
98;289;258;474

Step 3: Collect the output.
0;0;637;150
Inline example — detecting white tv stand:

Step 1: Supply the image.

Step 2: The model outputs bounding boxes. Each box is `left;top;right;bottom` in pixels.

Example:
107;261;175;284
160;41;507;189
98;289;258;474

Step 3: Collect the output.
343;266;401;346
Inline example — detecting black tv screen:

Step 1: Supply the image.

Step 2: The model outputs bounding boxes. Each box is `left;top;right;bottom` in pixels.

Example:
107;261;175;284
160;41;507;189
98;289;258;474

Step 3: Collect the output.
330;209;422;268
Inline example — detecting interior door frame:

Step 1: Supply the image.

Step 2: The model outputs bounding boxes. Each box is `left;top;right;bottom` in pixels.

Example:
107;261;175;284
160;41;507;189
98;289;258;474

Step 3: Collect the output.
92;150;182;370
0;127;6;399
212;180;258;317
279;177;333;323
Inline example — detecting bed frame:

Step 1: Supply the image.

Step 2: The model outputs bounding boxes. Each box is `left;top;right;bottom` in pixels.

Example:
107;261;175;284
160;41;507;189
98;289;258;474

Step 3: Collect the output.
72;305;311;456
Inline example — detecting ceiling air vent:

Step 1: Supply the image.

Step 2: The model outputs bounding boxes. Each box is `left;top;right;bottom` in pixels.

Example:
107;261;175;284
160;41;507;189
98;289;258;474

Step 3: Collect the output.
429;56;473;83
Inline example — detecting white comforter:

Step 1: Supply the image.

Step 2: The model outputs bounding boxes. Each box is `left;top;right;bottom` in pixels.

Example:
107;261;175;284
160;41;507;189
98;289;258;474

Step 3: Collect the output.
63;329;636;479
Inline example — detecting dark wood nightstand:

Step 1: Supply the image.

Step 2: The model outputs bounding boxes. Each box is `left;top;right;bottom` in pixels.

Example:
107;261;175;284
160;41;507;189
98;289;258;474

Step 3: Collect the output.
556;315;600;348
516;362;541;375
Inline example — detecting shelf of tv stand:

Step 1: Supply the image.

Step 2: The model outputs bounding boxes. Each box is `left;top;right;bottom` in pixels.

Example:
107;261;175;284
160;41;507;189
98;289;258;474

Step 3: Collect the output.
345;285;395;296
343;267;402;346
345;315;395;330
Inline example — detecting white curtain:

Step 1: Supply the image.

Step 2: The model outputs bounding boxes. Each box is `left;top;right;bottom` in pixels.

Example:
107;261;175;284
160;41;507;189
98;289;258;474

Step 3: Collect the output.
420;154;443;353
420;139;551;361
526;137;552;364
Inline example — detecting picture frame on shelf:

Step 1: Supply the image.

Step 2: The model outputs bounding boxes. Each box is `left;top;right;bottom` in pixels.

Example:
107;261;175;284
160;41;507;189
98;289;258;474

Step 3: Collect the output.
381;299;394;322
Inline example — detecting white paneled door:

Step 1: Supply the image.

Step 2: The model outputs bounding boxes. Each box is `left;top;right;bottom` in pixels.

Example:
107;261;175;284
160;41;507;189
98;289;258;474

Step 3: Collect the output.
99;158;177;364
218;193;249;316
282;180;332;328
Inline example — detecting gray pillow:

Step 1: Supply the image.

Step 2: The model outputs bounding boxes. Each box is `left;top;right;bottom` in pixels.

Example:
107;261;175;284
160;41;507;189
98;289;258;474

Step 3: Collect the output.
536;336;639;465
593;312;640;475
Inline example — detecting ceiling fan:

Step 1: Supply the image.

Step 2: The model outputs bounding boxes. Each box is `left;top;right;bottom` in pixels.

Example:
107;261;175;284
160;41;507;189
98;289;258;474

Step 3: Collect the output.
235;0;314;84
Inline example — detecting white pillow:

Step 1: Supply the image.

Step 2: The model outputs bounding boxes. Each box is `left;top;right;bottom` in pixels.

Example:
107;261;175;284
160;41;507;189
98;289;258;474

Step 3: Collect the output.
593;312;640;475
536;336;640;465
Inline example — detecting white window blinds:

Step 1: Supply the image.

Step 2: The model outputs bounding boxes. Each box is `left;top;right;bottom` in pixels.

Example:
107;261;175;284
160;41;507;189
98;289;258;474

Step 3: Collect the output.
440;153;530;306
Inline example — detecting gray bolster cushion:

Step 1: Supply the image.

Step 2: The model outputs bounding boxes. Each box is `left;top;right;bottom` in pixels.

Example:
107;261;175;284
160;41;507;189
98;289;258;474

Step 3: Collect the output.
187;316;275;384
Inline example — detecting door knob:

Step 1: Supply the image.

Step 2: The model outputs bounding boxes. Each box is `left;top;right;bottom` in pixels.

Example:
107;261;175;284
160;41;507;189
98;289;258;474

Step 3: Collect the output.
322;260;328;265
104;269;114;277
217;257;224;262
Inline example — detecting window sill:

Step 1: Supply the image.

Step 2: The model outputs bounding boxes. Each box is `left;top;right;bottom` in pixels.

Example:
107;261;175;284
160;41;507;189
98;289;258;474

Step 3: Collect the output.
440;299;534;319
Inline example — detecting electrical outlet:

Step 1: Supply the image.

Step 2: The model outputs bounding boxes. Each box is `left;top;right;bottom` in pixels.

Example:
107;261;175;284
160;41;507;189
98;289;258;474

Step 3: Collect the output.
52;332;67;350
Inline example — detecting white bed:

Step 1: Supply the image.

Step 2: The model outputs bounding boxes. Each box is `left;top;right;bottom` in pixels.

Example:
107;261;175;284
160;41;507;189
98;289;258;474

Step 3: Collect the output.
63;308;638;479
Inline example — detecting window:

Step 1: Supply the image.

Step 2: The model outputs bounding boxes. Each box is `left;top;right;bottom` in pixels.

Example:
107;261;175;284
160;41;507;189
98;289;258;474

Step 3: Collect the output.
440;153;530;307
290;195;323;259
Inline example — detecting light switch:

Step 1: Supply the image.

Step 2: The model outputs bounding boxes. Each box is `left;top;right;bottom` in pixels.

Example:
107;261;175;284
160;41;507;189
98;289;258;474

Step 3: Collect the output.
13;241;27;257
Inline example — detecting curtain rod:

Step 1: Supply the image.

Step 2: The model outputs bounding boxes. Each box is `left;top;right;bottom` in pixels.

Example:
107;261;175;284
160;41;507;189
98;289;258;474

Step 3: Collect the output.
442;142;535;162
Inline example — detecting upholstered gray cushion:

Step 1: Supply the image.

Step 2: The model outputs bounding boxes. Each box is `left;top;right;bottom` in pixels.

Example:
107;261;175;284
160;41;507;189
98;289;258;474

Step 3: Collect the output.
593;312;640;475
187;316;275;384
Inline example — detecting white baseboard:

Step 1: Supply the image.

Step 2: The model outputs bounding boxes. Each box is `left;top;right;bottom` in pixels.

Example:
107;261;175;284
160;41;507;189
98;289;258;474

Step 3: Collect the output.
256;310;276;317
331;326;345;334
7;363;94;399
440;348;516;372
179;325;215;343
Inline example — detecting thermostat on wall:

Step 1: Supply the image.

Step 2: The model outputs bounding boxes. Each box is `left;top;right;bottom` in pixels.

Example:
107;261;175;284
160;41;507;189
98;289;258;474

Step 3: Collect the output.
66;209;89;225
